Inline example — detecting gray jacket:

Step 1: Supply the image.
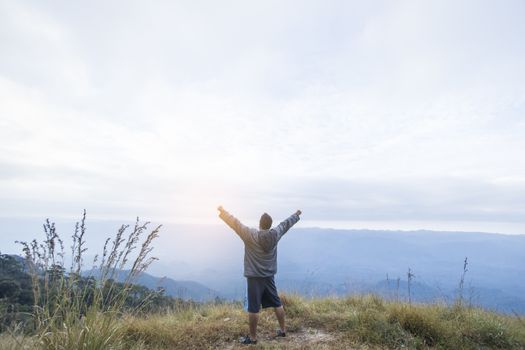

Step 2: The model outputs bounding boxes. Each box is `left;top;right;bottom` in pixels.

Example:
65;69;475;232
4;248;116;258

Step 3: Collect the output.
219;210;300;277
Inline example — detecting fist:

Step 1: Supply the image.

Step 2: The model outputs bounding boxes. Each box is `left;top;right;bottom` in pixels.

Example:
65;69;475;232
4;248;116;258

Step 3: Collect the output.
295;210;302;216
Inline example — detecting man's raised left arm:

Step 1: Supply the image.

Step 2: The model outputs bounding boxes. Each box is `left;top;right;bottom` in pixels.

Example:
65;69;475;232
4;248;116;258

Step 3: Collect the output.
274;210;301;241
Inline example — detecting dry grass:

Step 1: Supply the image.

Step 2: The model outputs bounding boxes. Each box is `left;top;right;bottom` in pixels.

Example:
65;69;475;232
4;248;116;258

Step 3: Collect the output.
120;294;525;349
2;293;525;349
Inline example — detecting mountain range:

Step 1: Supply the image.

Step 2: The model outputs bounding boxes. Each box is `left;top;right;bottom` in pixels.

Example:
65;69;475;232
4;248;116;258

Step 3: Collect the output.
2;217;524;314
146;225;525;314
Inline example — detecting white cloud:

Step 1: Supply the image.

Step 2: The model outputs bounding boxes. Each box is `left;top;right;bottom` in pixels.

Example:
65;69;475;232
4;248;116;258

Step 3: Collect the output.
0;0;524;233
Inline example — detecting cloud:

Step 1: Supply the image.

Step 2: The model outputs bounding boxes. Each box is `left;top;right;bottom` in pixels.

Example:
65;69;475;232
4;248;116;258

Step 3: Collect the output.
264;176;525;222
0;1;524;232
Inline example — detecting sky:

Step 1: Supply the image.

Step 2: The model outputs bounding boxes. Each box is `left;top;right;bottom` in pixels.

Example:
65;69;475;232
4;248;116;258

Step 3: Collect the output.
1;0;525;234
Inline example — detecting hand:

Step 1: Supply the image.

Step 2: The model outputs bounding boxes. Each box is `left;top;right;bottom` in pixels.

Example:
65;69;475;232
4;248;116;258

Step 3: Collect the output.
295;210;302;216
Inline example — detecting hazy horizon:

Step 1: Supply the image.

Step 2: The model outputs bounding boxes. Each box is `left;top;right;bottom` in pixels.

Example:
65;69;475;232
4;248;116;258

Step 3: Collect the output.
1;214;524;259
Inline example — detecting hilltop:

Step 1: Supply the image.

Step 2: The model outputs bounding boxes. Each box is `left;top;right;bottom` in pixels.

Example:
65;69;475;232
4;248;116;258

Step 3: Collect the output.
2;294;524;349
121;294;525;349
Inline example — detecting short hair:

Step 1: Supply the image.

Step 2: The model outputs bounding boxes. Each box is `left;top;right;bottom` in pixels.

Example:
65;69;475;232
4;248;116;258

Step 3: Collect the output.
259;213;272;230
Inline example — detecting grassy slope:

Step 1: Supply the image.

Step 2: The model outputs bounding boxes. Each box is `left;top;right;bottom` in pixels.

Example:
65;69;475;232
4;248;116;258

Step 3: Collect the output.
2;294;525;349
120;294;525;349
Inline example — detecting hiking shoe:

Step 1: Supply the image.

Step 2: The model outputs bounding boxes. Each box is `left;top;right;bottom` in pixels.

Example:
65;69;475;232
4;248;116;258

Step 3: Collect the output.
240;335;257;345
275;329;286;338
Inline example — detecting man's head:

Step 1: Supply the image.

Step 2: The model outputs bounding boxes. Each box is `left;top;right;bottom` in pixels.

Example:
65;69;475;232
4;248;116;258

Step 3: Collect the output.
259;213;272;230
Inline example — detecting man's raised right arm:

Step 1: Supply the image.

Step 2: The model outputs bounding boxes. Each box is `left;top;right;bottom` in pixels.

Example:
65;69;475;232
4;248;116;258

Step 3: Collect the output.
217;206;250;241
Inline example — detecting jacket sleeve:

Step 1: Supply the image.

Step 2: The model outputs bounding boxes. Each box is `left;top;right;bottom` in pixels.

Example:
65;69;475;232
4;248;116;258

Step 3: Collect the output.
274;213;300;241
219;209;251;242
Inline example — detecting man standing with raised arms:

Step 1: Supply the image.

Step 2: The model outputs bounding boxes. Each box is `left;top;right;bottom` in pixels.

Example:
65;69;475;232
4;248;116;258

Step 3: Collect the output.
217;206;302;345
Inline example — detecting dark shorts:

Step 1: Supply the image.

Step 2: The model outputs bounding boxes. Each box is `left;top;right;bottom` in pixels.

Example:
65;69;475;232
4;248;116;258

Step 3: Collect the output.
246;276;282;313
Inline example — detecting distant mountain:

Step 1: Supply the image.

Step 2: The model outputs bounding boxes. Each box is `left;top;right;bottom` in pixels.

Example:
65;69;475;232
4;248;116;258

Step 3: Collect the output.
4;219;524;313
131;272;221;302
4;254;222;302
272;277;525;315
466;286;525;315
83;269;220;302
372;279;445;303
276;228;525;314
372;279;525;314
146;224;525;314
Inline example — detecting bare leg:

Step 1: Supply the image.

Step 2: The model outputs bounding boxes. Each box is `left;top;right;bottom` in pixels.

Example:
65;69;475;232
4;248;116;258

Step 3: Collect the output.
248;312;259;340
274;306;286;332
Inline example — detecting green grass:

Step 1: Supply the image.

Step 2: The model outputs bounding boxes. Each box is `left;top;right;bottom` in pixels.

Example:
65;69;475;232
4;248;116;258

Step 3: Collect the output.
3;294;524;349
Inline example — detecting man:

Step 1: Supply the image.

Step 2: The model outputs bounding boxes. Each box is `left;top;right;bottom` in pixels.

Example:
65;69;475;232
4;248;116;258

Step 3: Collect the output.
217;206;302;345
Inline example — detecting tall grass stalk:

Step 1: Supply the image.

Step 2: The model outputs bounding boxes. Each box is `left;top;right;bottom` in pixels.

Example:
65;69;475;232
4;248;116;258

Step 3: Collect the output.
15;210;162;349
407;268;414;305
456;256;469;307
